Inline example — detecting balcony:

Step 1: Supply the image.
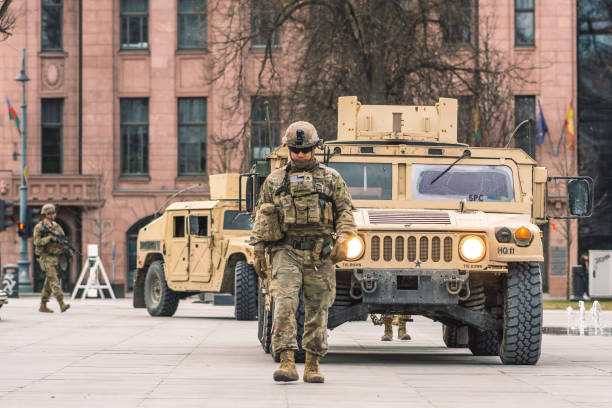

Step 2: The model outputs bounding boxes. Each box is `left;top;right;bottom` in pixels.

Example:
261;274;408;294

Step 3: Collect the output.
8;174;103;207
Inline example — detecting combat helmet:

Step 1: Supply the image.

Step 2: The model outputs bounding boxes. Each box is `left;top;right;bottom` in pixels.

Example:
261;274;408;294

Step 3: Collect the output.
282;121;320;149
41;204;56;215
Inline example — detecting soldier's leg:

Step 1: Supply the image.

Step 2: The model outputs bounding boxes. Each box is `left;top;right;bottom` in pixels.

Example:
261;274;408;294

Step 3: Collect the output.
302;260;334;383
39;268;54;313
381;315;393;341
397;315;411;340
270;249;302;355
302;261;335;357
45;265;64;304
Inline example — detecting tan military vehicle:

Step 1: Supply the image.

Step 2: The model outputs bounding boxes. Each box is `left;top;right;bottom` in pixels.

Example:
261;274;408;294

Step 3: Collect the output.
246;96;593;365
133;174;259;320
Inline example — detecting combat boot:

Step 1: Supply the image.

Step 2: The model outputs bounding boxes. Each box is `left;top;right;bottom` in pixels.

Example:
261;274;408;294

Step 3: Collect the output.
397;320;411;340
273;350;299;382
58;300;71;313
381;316;393;341
303;352;324;383
39;302;54;313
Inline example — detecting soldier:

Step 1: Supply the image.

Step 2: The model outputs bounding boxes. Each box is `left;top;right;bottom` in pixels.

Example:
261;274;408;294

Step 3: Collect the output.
381;314;412;341
250;121;357;383
33;204;71;313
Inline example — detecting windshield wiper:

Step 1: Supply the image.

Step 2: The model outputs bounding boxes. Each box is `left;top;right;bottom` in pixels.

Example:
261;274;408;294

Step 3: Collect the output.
430;150;471;185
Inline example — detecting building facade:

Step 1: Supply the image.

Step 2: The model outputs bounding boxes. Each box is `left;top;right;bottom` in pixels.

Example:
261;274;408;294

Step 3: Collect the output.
0;0;596;297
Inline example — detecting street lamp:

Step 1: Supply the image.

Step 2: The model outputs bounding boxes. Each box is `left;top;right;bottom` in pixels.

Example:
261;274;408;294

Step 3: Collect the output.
15;48;32;293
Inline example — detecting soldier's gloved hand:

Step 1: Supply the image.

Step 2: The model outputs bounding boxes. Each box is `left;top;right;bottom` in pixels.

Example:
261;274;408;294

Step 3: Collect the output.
40;235;55;245
330;234;351;264
253;245;268;280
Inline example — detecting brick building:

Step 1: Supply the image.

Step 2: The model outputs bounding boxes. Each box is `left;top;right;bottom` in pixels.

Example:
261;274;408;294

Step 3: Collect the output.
0;0;597;297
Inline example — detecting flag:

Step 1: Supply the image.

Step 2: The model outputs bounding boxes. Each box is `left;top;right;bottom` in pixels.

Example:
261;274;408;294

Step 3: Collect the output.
473;103;482;145
565;99;575;151
6;97;21;135
536;99;548;145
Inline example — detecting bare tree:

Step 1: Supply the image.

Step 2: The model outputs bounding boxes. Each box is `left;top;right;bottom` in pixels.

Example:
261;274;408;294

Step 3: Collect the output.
208;0;533;158
0;0;15;41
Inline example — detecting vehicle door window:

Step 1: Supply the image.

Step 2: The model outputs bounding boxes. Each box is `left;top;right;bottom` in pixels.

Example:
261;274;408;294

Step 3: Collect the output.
223;210;253;230
173;216;185;237
189;215;208;236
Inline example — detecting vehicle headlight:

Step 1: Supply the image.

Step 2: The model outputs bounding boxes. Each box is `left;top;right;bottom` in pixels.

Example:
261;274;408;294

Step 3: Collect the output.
346;235;365;261
459;235;486;262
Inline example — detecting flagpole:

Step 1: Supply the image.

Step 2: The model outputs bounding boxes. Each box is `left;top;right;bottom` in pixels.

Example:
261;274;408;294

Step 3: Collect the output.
15;48;32;293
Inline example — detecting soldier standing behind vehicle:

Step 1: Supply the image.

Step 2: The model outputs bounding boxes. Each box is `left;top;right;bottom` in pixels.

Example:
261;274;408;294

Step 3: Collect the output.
33;204;71;313
250;121;357;383
380;314;412;341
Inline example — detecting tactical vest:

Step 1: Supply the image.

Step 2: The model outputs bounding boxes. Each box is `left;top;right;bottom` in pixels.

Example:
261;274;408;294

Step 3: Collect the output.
274;165;335;233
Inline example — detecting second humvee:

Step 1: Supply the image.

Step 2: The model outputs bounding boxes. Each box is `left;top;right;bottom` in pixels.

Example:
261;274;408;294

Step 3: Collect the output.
245;96;593;365
133;173;258;320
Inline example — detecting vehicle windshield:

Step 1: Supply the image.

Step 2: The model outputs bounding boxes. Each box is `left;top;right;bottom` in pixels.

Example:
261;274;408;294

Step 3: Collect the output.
327;162;392;200
223;210;253;230
412;164;515;202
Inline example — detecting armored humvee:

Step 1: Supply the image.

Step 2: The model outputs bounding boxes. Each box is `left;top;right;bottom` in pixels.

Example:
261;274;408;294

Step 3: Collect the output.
133;173;258;320
245;96;593;365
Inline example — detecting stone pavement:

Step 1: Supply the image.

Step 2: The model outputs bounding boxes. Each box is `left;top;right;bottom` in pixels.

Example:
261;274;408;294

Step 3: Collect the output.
0;297;611;408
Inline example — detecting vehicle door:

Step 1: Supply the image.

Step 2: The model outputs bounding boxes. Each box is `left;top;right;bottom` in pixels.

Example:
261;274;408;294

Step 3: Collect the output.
189;211;212;283
165;211;189;281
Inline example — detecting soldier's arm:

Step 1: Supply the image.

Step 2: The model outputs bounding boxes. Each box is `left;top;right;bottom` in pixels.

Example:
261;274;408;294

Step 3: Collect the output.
249;178;276;248
331;175;357;238
33;224;53;247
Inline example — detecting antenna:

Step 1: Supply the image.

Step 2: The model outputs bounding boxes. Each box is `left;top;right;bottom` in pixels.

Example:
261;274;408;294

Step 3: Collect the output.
154;183;203;218
505;120;530;149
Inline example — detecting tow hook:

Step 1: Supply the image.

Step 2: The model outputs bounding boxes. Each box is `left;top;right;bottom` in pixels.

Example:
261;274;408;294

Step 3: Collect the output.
353;270;378;294
441;272;470;300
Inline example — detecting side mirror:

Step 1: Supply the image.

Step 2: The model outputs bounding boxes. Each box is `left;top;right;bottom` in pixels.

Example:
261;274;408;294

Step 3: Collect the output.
246;176;254;213
568;179;589;216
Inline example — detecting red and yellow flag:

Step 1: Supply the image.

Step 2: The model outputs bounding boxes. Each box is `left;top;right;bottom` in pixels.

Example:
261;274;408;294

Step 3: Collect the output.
6;97;21;135
565;99;575;151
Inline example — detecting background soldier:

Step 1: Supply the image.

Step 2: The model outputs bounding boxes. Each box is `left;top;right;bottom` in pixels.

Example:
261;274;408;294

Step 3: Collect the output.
250;121;357;383
381;314;412;341
33;204;71;313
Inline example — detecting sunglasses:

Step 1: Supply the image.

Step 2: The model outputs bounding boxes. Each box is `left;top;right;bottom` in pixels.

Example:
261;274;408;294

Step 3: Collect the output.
289;146;313;154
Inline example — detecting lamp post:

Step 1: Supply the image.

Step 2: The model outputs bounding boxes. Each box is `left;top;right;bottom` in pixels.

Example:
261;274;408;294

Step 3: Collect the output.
16;48;32;293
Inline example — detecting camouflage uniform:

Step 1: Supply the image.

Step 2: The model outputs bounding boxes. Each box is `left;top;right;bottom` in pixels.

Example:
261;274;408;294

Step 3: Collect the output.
33;220;67;305
251;123;357;359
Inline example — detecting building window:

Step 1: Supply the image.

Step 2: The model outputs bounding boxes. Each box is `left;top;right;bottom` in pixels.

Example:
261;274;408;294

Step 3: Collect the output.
120;98;149;175
41;99;63;174
515;0;535;46
178;98;207;175
251;0;280;48
441;0;472;45
120;0;149;50
515;96;536;159
251;97;280;161
178;0;207;49
41;0;62;51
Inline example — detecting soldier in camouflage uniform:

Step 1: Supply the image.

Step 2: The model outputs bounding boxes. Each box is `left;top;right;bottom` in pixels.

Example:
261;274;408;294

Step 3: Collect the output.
33;204;71;313
250;121;357;383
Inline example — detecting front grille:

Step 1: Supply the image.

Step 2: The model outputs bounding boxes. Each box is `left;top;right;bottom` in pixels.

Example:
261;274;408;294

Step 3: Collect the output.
367;233;455;265
368;211;451;225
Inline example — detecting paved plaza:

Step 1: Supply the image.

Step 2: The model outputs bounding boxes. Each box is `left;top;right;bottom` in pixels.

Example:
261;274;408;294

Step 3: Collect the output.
0;296;611;408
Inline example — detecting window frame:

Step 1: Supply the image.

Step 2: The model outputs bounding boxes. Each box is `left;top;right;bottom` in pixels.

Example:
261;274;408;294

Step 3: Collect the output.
177;97;207;176
514;0;535;47
41;0;63;52
41;98;64;174
250;0;280;49
120;0;149;50
177;0;207;49
441;0;472;47
120;98;149;176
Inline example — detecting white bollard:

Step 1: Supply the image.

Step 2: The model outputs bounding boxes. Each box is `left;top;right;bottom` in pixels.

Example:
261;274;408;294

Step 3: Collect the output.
579;301;586;336
566;306;574;334
590;300;602;335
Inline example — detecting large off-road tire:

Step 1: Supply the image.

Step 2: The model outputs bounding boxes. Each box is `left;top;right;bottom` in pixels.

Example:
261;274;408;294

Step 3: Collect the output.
499;262;542;365
272;291;306;363
144;261;179;317
258;287;273;353
464;281;499;356
234;260;258;321
442;324;467;348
